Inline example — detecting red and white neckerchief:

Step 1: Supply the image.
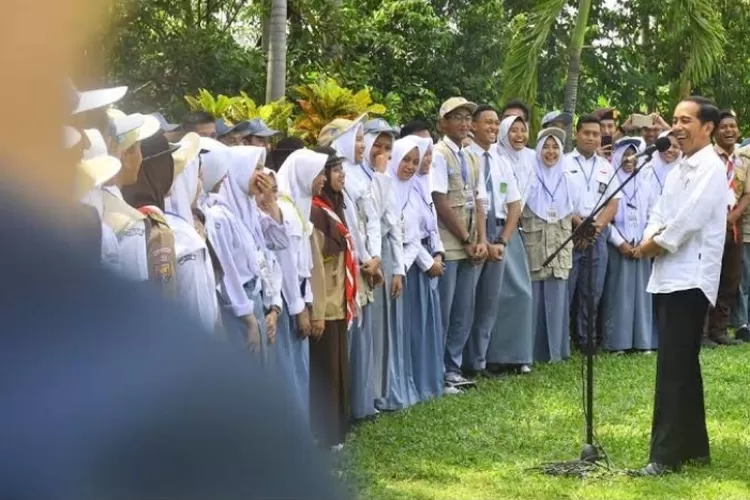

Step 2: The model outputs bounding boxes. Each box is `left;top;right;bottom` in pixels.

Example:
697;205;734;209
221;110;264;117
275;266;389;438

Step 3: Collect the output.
312;196;358;330
718;147;740;242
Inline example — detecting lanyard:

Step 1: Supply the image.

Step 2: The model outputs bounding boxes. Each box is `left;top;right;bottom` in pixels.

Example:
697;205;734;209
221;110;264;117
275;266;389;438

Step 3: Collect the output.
536;174;563;201
655;171;664;192
360;163;374;181
447;146;469;186
574;156;595;191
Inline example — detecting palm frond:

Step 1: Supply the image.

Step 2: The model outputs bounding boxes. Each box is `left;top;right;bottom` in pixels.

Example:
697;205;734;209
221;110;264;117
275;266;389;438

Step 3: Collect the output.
666;0;726;96
500;0;567;107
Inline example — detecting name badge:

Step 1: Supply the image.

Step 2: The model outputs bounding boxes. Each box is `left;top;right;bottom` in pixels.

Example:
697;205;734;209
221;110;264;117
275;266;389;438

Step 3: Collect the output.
626;205;638;228
400;215;406;241
463;186;475;210
547;206;558;222
598;182;607;195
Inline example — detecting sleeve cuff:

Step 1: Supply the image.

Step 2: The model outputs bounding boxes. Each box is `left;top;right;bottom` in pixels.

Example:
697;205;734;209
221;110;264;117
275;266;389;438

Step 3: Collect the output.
653;233;677;254
286;297;306;316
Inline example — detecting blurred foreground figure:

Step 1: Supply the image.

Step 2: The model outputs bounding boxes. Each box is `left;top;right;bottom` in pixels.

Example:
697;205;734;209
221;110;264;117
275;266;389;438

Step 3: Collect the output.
0;1;344;498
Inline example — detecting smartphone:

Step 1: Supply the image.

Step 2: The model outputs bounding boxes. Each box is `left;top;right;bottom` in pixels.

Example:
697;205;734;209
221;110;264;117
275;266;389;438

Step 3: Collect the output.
632;113;652;128
601;135;613;147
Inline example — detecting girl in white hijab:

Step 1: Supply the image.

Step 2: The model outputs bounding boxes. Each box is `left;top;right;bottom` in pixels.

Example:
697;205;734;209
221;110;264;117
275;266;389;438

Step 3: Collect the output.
199;141;262;350
321;117;381;421
523;128;583;363
404;136;445;400
488;115;535;374
601;137;658;354
164;136;220;334
645;131;681;195
219;145;289;361
273;149;328;426
370;136;419;411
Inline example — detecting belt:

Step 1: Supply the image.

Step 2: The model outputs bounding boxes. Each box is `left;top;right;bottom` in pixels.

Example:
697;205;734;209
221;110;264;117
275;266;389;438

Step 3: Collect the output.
495;218;507;226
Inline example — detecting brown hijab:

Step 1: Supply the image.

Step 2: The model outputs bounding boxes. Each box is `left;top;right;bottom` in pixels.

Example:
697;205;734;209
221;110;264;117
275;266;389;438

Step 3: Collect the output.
122;134;175;211
310;148;348;256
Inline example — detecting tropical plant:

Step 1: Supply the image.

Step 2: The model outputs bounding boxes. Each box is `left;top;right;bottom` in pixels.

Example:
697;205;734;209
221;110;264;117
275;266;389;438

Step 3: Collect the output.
185;89;239;119
291;77;387;143
230;91;296;134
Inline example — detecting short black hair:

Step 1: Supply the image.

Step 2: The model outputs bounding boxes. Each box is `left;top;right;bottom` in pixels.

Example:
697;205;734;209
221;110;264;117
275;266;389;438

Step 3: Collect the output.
269;137;306;171
501;99;530;121
718;109;737;124
400;120;431;138
682;96;720;130
576;114;601;131
182;111;215;131
473;105;498;121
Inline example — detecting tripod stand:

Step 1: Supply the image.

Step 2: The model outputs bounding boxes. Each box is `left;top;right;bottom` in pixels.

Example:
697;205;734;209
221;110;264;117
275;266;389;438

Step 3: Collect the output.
533;151;658;477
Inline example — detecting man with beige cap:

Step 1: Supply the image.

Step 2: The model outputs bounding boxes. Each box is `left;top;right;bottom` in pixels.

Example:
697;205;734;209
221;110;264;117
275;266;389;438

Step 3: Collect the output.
431;97;489;391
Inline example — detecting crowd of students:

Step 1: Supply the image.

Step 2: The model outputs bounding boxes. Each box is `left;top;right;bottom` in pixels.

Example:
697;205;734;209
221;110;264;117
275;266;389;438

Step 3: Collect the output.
69;84;750;451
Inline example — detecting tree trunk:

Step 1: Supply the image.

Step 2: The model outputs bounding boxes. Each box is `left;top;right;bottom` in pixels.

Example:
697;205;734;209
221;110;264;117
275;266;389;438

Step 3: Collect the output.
562;0;592;152
265;0;287;102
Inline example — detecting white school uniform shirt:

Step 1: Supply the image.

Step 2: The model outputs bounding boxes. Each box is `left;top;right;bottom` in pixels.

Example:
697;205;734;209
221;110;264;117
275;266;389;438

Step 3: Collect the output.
495;146;535;210
277;197;314;304
164;211;220;332
102;185;149;281
608;169;659;247
431;136;488;203
343;162;382;263
202;193;258;318
258;210;289;310
371;172;406;276
564;150;622;216
468;142;522;218
643;144;728;306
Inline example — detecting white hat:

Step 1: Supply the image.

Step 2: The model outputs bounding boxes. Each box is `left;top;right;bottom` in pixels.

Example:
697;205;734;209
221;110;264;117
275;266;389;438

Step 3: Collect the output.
317;113;368;147
107;109;160;151
198;136;230;152
541;110;573;128
75;129;122;198
172;132;201;177
71;83;128;115
438;97;477;119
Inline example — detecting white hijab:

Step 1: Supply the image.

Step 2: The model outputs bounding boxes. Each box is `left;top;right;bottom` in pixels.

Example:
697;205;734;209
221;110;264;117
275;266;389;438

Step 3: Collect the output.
387;137;420;211
275;148;328;225
166;157;200;223
412;137;437;233
526;132;572;221
201;147;233;194
649;131;681;191
219;145;268;248
497;115;535;204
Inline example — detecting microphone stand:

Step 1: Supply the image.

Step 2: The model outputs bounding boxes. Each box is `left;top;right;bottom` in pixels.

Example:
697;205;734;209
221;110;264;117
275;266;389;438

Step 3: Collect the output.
534;150;657;477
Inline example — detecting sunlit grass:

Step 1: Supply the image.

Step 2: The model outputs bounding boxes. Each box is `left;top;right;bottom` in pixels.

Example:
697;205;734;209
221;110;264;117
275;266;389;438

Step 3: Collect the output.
343;345;750;500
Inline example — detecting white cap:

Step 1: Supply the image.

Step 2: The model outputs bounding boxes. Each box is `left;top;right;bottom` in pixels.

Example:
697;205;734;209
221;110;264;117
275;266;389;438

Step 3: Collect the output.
75;129;122;198
107;109;160;151
72;85;128;115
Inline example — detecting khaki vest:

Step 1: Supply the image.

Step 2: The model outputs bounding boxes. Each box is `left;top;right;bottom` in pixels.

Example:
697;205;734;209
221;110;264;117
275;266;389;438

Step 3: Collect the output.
355;197;375;306
101;189;145;236
521;206;573;281
433;141;481;261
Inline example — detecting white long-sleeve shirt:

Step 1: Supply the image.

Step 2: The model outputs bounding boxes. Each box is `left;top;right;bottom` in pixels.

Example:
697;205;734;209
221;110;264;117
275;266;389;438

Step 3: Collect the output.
278;197;314;306
165;212;220;332
101;185;149;281
343;162;382;263
372;173;405;276
644;144;727;305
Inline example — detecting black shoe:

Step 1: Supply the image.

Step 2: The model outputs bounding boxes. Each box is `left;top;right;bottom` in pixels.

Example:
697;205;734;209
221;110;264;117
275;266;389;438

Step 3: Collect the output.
463;368;505;380
701;336;719;349
638;462;678;476
711;333;742;346
683;456;711;467
735;326;750;342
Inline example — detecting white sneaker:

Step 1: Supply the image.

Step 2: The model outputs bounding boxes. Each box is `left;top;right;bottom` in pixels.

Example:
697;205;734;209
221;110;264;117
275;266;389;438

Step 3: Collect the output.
641;350;654;355
520;364;532;374
444;385;462;395
330;443;344;452
445;372;469;384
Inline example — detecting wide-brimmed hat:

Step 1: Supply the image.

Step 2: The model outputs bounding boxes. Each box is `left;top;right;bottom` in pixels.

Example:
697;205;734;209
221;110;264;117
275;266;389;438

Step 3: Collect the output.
537;127;566;145
70;80;128;115
171;132;201;176
107;109;161;151
317;114;367;147
75;129;122;198
541;111;573;128
438;97;477;119
150;112;180;132
246;118;279;138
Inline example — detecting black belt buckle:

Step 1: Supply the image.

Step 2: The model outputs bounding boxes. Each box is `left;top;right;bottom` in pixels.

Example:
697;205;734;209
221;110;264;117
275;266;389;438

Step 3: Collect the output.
420;237;430;247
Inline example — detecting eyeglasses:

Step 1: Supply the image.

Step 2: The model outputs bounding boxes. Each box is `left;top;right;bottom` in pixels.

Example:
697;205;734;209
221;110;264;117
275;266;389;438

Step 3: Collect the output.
446;114;472;124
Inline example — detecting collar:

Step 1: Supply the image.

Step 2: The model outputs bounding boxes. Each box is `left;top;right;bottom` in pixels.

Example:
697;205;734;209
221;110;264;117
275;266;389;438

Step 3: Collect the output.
714;144;736;160
468;141;492;157
442;136;463;153
684;144;716;169
571;149;597;162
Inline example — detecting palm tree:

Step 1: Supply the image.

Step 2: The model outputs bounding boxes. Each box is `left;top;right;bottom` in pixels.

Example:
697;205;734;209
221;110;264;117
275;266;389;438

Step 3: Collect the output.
500;0;725;150
265;0;287;102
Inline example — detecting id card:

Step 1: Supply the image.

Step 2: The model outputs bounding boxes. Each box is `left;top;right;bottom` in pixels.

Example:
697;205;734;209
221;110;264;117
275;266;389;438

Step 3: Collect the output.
400;215;406;241
626;206;638;228
547;207;558;222
463;186;475;210
597;182;607;195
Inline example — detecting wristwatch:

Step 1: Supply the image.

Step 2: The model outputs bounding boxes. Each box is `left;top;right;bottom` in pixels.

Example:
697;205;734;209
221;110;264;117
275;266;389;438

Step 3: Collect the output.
265;305;281;316
461;236;471;246
497;237;508;247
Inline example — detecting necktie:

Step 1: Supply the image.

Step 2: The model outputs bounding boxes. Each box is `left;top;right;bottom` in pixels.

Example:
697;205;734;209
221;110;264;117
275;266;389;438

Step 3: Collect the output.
484;152;498;243
457;149;469;186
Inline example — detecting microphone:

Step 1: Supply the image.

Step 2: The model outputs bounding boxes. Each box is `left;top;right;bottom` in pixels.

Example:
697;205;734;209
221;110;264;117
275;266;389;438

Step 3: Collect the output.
634;136;672;161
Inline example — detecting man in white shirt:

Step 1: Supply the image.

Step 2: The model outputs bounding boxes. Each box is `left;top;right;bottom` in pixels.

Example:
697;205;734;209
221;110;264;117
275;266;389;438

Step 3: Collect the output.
464;105;522;378
564;115;621;352
634;96;727;476
431;97;488;389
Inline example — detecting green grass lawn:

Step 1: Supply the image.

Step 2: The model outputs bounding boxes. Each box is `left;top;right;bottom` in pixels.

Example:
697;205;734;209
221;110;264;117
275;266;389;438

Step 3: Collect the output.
343;345;750;500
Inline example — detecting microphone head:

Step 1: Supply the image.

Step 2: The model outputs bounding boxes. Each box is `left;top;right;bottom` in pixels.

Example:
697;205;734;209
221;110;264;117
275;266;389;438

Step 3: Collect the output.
654;136;672;153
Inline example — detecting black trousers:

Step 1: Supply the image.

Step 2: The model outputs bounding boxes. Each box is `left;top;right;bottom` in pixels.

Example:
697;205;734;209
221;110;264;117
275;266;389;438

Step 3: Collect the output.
650;289;710;466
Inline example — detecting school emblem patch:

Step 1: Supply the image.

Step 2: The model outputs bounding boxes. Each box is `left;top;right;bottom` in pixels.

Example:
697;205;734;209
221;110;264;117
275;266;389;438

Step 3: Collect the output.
499;182;508;194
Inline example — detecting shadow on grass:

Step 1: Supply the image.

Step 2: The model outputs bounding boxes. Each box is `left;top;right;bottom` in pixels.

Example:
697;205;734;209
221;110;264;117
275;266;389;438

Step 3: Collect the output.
343;346;750;500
